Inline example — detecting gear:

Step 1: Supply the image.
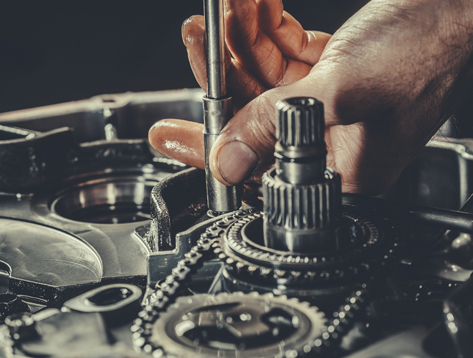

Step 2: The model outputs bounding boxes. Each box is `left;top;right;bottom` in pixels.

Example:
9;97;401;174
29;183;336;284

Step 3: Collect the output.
262;167;341;232
211;210;398;288
132;209;378;357
149;292;327;358
263;97;341;253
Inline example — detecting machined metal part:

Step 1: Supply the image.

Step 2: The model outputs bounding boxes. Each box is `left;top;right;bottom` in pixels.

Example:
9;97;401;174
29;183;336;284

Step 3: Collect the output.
382;137;473;210
274;97;327;184
4;89;473;357
0;89;204;143
206;209;396;311
263;167;342;253
203;0;240;215
0;89;205;306
204;0;226;99
143;167;208;253
0;294;30;321
263;97;342;253
0;262;11;296
149;292;327;358
0;167;170;305
64;284;142;328
135;219;373;357
203;98;240;214
11;309;111;357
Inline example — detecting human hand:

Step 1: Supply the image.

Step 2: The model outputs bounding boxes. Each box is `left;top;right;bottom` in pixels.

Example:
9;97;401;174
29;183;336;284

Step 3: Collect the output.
150;0;473;194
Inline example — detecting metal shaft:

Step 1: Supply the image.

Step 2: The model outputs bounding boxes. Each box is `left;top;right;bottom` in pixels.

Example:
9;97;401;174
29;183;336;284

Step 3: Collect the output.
263;97;341;253
204;0;226;99
203;0;240;215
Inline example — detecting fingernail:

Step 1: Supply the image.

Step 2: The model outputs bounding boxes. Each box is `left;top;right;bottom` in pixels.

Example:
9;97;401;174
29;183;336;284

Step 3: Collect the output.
218;141;258;185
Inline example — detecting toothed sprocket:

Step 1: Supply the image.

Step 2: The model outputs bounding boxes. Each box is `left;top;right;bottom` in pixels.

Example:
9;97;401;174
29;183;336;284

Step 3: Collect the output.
149;292;327;358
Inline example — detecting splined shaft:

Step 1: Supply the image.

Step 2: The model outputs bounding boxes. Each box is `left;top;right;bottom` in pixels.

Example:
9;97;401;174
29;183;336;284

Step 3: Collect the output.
262;97;342;253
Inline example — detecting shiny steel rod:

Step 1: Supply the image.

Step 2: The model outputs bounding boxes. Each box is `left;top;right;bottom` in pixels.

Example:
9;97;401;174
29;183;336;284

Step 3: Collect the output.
203;0;240;215
204;0;226;99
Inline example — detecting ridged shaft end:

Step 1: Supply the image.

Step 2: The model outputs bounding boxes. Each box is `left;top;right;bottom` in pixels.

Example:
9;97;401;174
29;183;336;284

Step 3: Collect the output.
276;97;324;148
263;96;341;253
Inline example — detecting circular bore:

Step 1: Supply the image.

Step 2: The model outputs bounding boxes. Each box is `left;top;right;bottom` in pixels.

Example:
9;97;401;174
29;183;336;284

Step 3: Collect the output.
150;292;326;358
50;177;157;224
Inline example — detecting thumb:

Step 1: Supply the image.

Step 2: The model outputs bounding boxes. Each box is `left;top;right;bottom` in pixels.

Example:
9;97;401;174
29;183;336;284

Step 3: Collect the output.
209;79;322;185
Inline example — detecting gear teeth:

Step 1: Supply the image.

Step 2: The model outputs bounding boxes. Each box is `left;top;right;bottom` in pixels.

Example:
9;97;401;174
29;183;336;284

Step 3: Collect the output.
147;292;327;358
137;207;388;357
219;210;396;286
136;208;389;358
276;97;324;147
262;167;341;230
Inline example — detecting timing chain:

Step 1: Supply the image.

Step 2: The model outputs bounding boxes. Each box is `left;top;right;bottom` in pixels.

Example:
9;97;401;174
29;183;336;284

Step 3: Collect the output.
309;286;372;357
131;211;374;357
131;232;219;356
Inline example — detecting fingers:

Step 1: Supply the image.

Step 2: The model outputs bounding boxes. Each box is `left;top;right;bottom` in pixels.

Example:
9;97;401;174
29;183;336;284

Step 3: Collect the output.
208;82;308;185
182;15;266;109
182;15;230;93
227;61;267;110
148;119;205;169
204;70;351;186
257;0;331;66
226;0;313;88
148;74;337;187
181;16;208;91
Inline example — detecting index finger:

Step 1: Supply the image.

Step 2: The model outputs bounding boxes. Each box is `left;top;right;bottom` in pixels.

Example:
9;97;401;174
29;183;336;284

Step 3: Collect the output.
257;0;331;66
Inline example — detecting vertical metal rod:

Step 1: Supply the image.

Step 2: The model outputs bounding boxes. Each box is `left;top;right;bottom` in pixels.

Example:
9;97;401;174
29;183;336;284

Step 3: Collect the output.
204;0;226;99
203;0;240;215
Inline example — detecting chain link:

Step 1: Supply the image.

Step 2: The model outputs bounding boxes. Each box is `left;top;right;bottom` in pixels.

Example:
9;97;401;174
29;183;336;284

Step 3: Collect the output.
132;232;219;355
132;210;374;357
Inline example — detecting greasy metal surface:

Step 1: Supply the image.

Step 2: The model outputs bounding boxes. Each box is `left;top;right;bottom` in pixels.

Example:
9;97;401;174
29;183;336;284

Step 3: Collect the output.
383;137;473;210
0;89;204;304
0;89;204;142
146;167;208;252
0;218;102;286
150;293;327;357
0;128;77;191
1;89;473;357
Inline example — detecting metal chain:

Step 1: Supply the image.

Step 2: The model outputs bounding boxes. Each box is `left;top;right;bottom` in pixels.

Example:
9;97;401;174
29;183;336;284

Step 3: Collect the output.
307;286;371;357
132;210;373;357
131;234;219;357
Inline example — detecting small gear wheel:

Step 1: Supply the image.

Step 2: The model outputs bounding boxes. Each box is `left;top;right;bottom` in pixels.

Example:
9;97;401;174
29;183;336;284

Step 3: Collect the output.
215;210;396;289
149;292;327;358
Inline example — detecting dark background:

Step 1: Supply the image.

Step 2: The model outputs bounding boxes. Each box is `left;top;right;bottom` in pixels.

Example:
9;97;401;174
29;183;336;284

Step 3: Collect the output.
0;1;368;113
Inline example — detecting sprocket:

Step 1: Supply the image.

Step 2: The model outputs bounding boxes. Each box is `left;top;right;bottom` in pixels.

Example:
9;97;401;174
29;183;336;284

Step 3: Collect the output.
149;292;327;358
